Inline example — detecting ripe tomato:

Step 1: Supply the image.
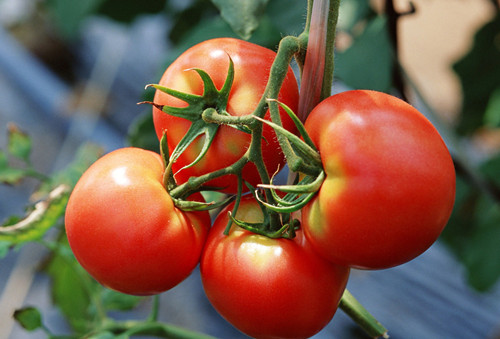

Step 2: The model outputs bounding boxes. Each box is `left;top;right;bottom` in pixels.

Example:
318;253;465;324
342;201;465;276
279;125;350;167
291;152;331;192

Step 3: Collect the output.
302;90;456;270
152;38;299;193
65;147;210;295
200;197;349;339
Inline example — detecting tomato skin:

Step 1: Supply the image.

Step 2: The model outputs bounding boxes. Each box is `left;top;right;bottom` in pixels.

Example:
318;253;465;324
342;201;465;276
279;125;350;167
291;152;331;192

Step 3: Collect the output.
302;90;456;270
200;198;349;339
65;147;210;296
153;38;299;193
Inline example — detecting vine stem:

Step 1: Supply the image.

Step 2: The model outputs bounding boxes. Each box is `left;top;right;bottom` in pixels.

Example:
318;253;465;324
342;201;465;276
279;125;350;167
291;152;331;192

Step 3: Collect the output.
339;290;389;338
298;0;341;122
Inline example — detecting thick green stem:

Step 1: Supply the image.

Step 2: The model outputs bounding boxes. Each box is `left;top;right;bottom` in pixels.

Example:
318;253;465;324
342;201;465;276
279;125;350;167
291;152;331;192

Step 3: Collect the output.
322;0;341;100
339;290;389;338
298;0;341;121
94;320;217;339
169;156;249;198
148;295;160;322
251;36;304;121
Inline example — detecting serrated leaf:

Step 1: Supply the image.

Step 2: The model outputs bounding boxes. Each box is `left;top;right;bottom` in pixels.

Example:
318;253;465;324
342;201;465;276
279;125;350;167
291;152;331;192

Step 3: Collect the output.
7;124;32;162
335;15;393;92
13;307;43;331
0;185;69;246
211;0;270;40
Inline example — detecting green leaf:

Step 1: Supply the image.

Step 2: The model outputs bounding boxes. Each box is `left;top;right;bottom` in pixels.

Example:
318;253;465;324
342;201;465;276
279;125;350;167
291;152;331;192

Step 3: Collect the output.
127;112;160;153
484;87;500;128
0;240;11;259
211;0;270;40
0;185;70;245
86;331;116;339
335;15;393;92
453;13;500;135
100;289;142;311
338;0;372;31
13;307;43;331
265;0;306;36
45;239;97;333
442;155;500;291
0;151;29;184
46;0;104;39
96;0;165;23
167;0;219;45
7;124;32;162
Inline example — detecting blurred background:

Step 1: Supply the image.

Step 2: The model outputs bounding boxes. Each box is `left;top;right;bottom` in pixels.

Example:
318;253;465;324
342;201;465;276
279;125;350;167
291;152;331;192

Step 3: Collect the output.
1;0;500;338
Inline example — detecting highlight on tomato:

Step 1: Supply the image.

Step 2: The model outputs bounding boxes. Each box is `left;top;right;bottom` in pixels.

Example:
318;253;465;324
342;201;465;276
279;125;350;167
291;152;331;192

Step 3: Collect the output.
152;37;299;193
302;90;456;270
65;147;211;296
200;197;350;339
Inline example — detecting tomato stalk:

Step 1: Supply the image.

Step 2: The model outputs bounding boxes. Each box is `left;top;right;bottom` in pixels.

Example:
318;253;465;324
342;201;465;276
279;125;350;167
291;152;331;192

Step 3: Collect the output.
340;290;389;338
297;0;341;122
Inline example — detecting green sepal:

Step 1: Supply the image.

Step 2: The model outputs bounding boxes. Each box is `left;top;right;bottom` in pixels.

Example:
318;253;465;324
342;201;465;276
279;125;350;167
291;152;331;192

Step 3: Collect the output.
172;194;234;212
270;99;318;151
169;119;219;174
145;57;244;184
255;115;322;168
159;132;177;192
256;171;325;213
228;210;298;239
145;56;235;121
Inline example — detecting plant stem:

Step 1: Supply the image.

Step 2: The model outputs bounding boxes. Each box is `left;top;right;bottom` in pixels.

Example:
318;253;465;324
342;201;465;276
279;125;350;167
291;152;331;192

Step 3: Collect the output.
148;295;160;322
95;320;217;339
339;289;389;338
322;0;341;100
298;0;341;122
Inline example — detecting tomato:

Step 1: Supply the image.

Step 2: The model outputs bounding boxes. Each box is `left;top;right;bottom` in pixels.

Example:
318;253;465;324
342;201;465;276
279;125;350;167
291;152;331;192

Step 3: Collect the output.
153;38;299;193
65;147;211;295
302;90;456;270
200;197;350;339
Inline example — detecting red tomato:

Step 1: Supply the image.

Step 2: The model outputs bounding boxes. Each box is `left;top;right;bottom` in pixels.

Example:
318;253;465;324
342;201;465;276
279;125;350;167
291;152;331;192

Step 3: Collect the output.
200;197;350;339
153;38;299;193
302;90;456;269
65;147;210;295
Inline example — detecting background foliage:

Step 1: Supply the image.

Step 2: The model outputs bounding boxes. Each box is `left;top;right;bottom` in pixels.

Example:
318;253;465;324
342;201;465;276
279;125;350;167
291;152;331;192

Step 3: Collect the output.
1;0;500;337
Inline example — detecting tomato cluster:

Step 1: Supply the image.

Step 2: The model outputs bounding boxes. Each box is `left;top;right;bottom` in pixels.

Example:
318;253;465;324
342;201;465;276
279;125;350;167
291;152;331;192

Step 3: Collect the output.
65;38;456;338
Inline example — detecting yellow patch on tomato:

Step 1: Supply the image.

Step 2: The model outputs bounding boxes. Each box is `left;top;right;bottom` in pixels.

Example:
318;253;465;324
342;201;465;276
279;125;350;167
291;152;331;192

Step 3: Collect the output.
228;83;258;115
241;235;283;270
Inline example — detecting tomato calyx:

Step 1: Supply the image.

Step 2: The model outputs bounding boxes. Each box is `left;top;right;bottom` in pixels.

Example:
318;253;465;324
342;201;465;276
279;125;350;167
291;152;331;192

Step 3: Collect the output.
225;190;300;239
253;100;326;213
141;57;255;180
158;132;234;212
257;170;325;213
